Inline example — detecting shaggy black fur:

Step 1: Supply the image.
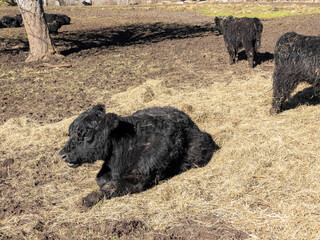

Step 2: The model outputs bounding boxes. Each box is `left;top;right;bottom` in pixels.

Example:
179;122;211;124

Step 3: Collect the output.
47;20;62;34
214;16;263;68
0;13;70;33
270;32;320;115
44;13;71;26
44;13;71;33
0;14;23;28
59;105;218;207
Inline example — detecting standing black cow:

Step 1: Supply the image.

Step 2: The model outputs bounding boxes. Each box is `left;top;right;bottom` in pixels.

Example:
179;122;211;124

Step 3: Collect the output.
59;105;218;208
215;16;263;68
270;32;320;115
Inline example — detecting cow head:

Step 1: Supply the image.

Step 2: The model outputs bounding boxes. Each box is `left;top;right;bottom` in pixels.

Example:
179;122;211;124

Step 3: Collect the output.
59;104;119;168
214;16;233;35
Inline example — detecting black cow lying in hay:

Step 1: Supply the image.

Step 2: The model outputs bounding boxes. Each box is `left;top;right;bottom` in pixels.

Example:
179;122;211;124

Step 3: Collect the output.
270;32;320;115
0;14;23;28
59;105;218;208
215;16;263;68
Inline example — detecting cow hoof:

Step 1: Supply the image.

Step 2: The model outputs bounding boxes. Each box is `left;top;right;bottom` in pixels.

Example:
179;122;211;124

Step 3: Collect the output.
270;107;280;116
100;181;119;198
81;190;104;209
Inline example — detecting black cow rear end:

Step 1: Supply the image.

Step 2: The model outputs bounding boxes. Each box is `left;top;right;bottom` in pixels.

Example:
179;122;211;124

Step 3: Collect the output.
215;16;263;68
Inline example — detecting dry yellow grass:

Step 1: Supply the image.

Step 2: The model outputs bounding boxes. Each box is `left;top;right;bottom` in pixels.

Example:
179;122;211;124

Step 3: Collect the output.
1;63;320;239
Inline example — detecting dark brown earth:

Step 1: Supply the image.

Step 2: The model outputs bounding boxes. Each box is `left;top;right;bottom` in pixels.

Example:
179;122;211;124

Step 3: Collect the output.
1;5;320;240
1;7;319;125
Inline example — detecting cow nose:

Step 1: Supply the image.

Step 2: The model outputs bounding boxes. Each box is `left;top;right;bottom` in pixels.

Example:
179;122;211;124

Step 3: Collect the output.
60;154;68;162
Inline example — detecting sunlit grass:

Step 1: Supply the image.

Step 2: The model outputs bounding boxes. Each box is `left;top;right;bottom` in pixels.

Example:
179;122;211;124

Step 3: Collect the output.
155;3;320;19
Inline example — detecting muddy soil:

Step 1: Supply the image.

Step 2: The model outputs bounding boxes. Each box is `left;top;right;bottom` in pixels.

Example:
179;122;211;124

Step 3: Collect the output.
1;5;320;240
1;7;319;125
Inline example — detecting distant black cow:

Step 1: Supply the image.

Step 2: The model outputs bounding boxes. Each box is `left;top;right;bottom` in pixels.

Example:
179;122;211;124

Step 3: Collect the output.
270;32;320;115
47;20;62;34
215;16;263;68
59;105;218;208
0;14;23;28
44;13;71;26
44;13;71;33
0;13;70;33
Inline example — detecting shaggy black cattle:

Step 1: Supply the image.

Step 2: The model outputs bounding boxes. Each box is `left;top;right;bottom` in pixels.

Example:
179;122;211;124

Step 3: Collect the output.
44;13;71;26
47;20;63;34
43;13;71;33
270;32;320;115
215;16;263;68
0;13;70;33
59;105;218;208
0;14;23;28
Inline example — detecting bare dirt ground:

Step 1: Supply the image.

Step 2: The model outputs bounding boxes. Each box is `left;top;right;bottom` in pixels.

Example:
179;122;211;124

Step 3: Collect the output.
2;5;319;125
1;4;320;240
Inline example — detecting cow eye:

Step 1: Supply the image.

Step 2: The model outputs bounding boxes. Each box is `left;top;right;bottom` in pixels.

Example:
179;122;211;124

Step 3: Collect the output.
84;129;94;142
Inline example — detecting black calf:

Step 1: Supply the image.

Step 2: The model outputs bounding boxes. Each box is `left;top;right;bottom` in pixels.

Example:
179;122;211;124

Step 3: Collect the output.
270;32;320;114
215;16;263;68
59;105;218;207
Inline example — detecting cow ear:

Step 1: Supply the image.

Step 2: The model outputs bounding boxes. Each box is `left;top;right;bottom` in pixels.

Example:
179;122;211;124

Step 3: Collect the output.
214;17;220;24
92;104;105;113
105;113;119;131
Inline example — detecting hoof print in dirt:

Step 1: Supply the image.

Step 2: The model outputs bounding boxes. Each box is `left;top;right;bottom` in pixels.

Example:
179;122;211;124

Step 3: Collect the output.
60;105;218;203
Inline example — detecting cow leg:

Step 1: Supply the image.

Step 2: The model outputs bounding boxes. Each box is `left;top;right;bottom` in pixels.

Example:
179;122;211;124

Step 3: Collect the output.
95;162;112;188
226;45;236;65
81;180;144;209
100;179;145;199
81;163;113;209
270;71;297;115
270;75;287;115
82;172;148;208
82;190;105;209
245;43;255;68
246;49;254;68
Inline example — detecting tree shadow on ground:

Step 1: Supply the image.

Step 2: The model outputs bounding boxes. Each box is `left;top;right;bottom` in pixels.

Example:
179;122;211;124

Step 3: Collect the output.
237;50;274;67
283;87;320;111
54;22;214;56
0;37;28;53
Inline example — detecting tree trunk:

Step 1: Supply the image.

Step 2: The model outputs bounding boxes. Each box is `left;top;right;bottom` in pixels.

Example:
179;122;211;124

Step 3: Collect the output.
16;0;61;62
